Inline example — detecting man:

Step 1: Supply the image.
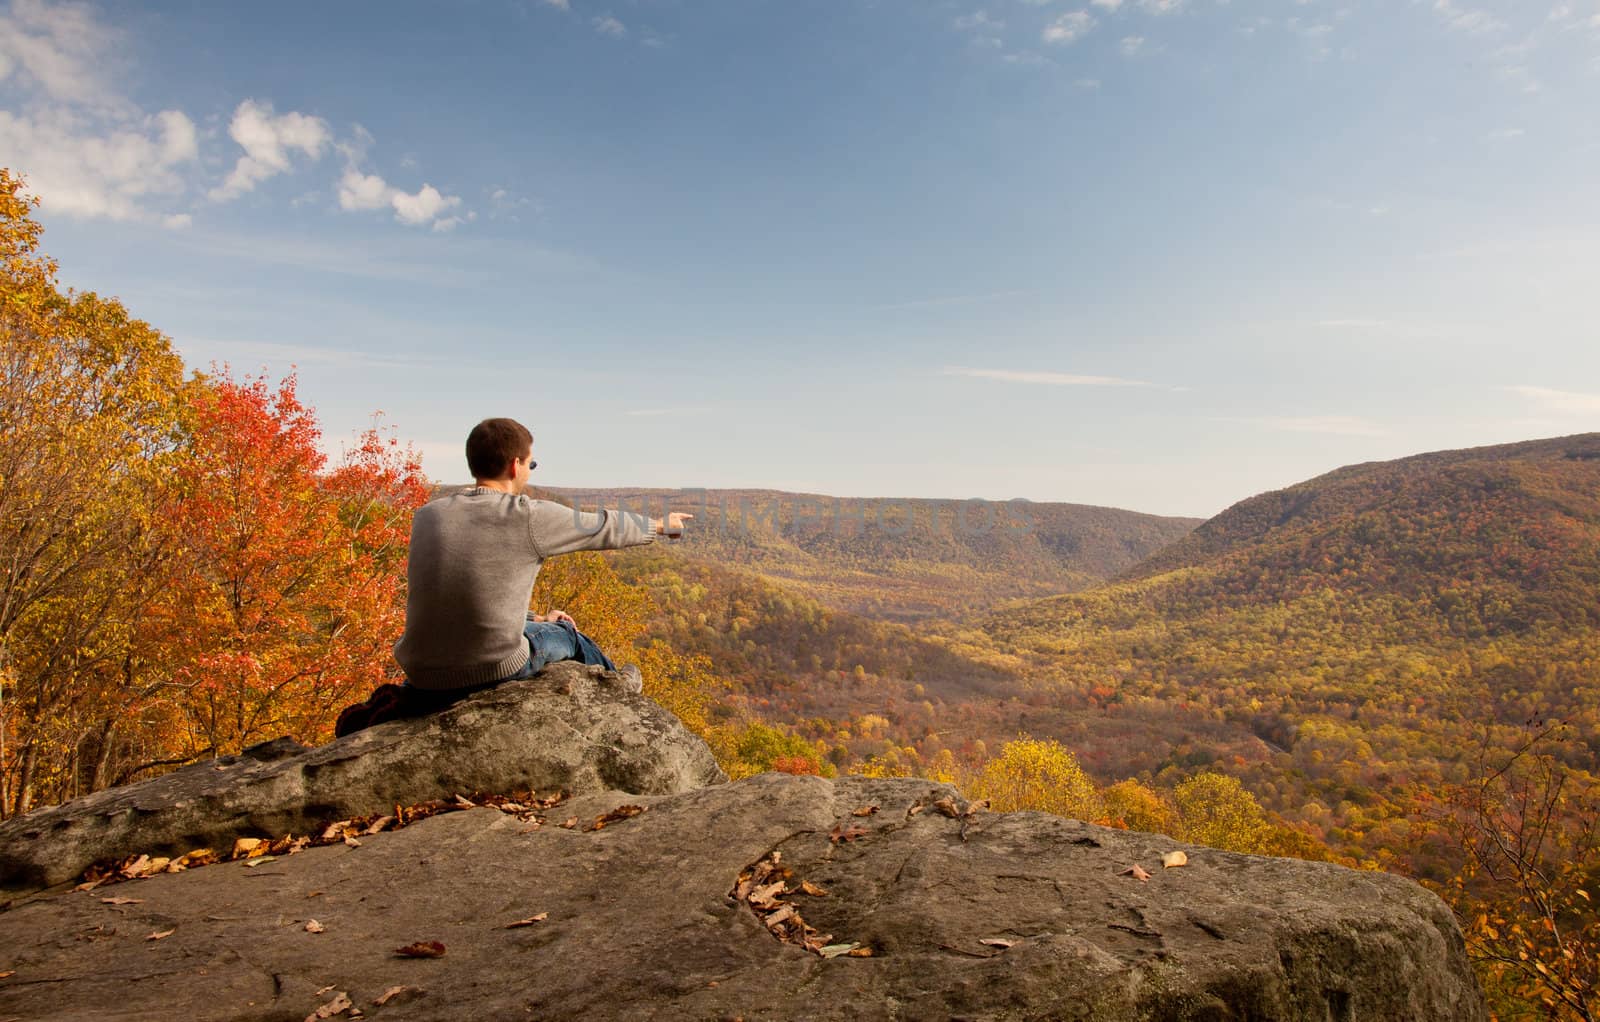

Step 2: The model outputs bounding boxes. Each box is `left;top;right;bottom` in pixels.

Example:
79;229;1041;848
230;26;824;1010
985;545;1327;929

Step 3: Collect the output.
392;417;691;696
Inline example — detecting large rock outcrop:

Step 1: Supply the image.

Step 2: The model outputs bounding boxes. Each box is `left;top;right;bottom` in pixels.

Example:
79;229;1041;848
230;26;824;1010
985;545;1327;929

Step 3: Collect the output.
0;773;1485;1020
0;661;725;897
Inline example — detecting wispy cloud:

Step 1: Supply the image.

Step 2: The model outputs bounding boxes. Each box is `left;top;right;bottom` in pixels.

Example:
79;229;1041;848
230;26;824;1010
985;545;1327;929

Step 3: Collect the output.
872;289;1029;311
1506;385;1600;416
1043;11;1095;44
209;100;331;201
593;14;626;36
177;338;444;372
943;365;1177;389
1214;415;1389;437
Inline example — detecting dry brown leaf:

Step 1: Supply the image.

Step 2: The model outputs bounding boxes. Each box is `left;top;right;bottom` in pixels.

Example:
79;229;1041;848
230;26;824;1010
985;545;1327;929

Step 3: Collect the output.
931;798;961;819
74;878;105;892
908;804;925;816
394;941;446;959
304;991;352;1021
1162;850;1188;869
118;854;152;878
373;986;422;1006
232;838;266;859
0;970;14;979
799;880;829;897
558;817;578;829
847;947;874;957
979;937;1017;949
241;856;278;868
342;835;362;848
505;913;549;928
747;881;786;909
851;805;879;817
829;823;868;844
586;804;647;832
305;920;325;934
364;816;395;835
964;799;990;818
100;896;143;905
453;794;477;808
145;928;176;941
319;822;350;842
316;985;336;996
764;904;797;929
1119;864;1152;882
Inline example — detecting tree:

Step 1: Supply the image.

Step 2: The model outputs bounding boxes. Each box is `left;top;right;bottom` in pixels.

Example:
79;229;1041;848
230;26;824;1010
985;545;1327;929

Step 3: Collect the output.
1174;772;1270;853
970;737;1104;822
0;169;187;815
1433;722;1600;1020
1105;778;1181;837
141;371;428;759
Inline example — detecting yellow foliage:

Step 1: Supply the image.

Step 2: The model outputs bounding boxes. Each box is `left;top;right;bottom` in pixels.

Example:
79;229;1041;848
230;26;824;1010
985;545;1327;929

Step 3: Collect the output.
1105;779;1181;837
1174;772;1270;853
970;737;1104;822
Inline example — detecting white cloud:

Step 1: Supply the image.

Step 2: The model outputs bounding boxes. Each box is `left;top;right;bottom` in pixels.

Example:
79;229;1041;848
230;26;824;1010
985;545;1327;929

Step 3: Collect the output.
338;167;464;229
1120;34;1145;54
1431;0;1506;35
1091;0;1124;9
210;100;331;201
0;0;124;109
163;212;192;229
0;106;198;221
1043;10;1095;43
954;10;1004;31
1139;0;1186;12
593;14;626;36
1507;385;1600;416
541;0;570;9
943;365;1170;388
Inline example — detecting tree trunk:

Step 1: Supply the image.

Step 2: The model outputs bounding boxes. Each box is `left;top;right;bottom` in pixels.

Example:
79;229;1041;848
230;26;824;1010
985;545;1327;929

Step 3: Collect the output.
13;740;35;817
89;717;118;793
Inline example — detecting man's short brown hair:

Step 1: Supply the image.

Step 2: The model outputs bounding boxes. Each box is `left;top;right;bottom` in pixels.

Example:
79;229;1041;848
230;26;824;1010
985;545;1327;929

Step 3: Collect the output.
466;418;533;481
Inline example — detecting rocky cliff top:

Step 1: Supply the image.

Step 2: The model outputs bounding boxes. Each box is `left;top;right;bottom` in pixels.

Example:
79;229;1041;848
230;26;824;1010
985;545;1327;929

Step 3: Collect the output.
0;664;1484;1020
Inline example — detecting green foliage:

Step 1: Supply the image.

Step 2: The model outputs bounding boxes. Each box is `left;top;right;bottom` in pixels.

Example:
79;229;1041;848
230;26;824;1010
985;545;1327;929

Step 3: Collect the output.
717;721;835;781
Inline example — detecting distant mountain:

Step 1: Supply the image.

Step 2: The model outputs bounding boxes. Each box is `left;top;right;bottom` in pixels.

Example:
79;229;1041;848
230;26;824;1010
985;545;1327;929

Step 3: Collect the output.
536;486;1200;622
1116;433;1600;636
965;433;1600;865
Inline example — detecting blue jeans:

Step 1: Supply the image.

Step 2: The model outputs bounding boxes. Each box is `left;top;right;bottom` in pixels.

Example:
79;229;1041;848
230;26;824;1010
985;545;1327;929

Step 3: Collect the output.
505;619;616;681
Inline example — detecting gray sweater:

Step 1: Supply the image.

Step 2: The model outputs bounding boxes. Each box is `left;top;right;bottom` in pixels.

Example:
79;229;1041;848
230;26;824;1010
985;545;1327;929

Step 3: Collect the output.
393;488;656;689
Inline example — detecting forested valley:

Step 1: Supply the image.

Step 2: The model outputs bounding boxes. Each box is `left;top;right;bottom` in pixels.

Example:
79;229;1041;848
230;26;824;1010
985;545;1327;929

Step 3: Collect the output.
5;166;1598;1017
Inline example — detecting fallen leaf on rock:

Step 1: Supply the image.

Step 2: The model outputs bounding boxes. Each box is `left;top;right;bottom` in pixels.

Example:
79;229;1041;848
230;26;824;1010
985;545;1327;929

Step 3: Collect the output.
819;942;859;958
100;897;143;905
364;816;395;836
851;806;878;817
453;794;477;808
505;913;548;928
747;881;786;910
931;798;961;819
74;878;105;892
342;835;362;848
305;920;325;934
586;804;647;832
304;991;352;1020
847;947;874;957
1119;864;1152;882
316;985;336;996
799;880;829;897
979;937;1017;949
1162;850;1188;869
964;799;990;817
764;904;798;929
0;970;13;979
242;856;278;868
829;823;868;844
231;837;266;859
394;941;446;959
373;986;422;1006
119;854;152;877
145;929;176;941
558;817;578;829
319;822;351;842
908;804;925;816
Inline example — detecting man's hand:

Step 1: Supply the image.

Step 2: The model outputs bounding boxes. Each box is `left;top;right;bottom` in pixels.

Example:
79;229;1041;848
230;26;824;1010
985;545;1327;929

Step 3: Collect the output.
651;512;694;538
535;609;576;625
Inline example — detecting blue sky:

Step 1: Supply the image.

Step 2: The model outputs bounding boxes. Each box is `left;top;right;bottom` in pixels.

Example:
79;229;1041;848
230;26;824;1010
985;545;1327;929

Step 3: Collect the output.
2;0;1598;517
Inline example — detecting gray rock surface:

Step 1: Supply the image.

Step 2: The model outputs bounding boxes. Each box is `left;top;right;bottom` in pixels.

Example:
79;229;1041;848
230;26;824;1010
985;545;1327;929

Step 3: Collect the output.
0;773;1485;1021
0;661;726;896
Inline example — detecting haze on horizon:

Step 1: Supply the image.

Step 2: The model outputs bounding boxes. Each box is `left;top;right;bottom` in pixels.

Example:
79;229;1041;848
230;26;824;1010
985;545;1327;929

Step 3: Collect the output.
1;0;1597;518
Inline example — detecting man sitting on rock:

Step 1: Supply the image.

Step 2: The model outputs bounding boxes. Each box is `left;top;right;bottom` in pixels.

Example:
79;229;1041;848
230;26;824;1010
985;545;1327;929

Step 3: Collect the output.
336;417;690;736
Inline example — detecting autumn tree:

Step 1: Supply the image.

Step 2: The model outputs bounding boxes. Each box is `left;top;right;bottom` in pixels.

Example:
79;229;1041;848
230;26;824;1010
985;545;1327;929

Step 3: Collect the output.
970;737;1105;821
1173;772;1270;853
1433;722;1600;1020
0;169;187;815
140;371;428;759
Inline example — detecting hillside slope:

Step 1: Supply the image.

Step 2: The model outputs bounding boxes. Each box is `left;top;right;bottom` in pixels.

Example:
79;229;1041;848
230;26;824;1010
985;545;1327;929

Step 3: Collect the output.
538;485;1200;621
